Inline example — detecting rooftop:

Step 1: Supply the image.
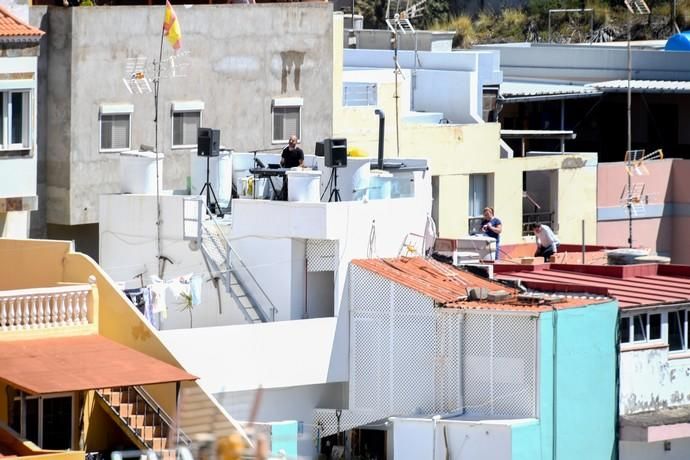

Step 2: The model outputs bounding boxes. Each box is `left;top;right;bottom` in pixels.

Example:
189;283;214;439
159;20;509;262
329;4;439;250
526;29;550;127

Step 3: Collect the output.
0;6;44;39
352;257;604;312
494;263;690;309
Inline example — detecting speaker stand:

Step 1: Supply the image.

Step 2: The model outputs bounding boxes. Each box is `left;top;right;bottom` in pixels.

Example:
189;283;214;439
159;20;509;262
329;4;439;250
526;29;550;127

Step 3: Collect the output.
199;155;224;218
328;168;342;203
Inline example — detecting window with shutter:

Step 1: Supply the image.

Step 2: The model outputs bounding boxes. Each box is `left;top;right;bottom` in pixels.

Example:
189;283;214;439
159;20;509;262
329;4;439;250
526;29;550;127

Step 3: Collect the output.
272;106;301;143
172;111;201;148
100;114;131;152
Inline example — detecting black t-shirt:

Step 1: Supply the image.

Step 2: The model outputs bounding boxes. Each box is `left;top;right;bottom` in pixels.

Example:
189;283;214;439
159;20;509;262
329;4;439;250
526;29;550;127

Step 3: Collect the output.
281;146;304;168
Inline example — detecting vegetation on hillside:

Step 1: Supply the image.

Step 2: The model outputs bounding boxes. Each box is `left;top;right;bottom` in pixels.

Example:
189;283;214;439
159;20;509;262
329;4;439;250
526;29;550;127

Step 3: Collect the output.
354;0;690;47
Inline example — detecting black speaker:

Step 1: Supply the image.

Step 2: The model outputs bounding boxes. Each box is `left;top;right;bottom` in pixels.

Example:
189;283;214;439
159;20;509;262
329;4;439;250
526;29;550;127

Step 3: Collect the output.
314;141;325;157
197;128;220;157
324;138;347;168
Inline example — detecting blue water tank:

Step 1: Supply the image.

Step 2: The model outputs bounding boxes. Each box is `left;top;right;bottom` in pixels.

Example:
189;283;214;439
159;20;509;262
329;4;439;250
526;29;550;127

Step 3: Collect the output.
665;31;690;51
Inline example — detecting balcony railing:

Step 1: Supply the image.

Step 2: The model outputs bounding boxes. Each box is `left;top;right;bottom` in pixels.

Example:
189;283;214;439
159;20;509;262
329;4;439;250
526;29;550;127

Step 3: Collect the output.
0;284;94;331
522;212;556;236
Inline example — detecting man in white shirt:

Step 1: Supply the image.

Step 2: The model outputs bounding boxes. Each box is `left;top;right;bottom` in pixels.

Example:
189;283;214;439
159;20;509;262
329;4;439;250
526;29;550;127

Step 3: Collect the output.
531;223;560;261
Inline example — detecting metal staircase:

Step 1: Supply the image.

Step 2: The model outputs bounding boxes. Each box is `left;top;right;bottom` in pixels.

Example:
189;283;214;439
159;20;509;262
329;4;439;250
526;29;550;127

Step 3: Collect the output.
95;387;191;457
199;215;277;323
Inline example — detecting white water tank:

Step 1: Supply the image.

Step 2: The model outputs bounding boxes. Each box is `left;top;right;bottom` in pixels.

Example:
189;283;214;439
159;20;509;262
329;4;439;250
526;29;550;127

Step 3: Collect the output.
119;150;164;194
369;170;393;200
287;169;322;202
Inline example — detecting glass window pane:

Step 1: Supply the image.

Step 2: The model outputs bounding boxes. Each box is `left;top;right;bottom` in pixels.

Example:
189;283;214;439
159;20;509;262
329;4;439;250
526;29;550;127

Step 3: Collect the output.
633;314;647;341
669;311;684;351
173;111;200;146
469;175;488;217
10;92;24;145
42;396;72;449
101;114;130;150
649;313;661;340
9;399;20;433
25;398;38;445
620;317;630;343
273;107;300;141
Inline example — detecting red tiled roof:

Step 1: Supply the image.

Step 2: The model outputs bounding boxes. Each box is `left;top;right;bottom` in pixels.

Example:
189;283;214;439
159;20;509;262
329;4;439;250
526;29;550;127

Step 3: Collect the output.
352;257;597;312
0;6;44;38
0;335;196;395
494;263;690;309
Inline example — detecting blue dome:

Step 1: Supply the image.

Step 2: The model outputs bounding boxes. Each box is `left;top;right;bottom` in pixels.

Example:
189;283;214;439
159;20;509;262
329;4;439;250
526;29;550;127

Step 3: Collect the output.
665;31;690;51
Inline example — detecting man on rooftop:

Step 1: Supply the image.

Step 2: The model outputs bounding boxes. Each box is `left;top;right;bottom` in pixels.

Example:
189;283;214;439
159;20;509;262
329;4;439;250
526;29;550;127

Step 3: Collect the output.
531;222;560;261
280;135;304;168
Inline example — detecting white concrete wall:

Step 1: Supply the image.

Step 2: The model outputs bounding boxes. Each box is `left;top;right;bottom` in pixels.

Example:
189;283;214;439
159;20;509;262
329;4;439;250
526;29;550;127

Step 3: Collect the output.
99;193;250;329
160;317;348;392
391;417;513;460
217;383;346;459
620;439;690;460
0;56;38;200
620;348;690;415
0;211;29;238
343;48;501;122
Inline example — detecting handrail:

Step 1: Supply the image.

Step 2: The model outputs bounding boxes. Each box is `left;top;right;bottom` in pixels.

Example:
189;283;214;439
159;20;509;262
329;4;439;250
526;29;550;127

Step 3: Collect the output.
95;386;191;453
132;385;192;447
204;208;278;321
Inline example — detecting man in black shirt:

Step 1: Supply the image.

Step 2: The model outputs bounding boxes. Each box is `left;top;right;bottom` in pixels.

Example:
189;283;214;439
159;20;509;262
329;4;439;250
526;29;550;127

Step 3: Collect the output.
280;135;304;168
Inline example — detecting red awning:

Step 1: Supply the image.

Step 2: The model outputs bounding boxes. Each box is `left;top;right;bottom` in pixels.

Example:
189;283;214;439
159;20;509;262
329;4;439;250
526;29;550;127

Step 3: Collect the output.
0;335;197;395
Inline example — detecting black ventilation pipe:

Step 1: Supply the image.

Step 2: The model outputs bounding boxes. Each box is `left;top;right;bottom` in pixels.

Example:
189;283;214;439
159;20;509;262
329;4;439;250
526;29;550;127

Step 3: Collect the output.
374;109;385;170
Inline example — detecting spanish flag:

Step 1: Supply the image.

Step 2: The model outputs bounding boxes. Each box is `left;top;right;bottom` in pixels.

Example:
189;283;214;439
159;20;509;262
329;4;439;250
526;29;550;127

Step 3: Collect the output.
163;0;182;51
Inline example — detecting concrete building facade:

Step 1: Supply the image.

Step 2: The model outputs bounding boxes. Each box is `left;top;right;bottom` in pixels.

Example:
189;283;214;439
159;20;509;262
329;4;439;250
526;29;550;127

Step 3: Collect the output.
29;4;335;258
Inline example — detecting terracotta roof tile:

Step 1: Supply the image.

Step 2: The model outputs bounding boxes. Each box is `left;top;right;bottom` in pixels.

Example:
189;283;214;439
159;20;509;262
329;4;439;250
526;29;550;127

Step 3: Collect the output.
0;6;44;38
352;257;598;312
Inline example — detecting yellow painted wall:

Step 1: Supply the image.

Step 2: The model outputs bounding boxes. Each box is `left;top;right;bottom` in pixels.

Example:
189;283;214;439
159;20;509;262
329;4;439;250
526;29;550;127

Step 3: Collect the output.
0;238;247;448
332;60;597;244
0;239;71;289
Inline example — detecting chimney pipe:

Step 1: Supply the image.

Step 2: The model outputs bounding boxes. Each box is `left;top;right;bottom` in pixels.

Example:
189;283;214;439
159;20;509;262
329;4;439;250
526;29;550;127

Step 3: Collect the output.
374;109;385;170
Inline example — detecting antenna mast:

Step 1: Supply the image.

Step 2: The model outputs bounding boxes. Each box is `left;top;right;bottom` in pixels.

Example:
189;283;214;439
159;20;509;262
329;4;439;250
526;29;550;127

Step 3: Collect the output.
384;0;426;159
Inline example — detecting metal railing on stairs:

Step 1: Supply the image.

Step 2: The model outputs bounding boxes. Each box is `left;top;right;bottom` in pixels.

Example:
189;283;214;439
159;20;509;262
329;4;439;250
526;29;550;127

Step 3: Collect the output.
95;386;191;455
199;209;278;323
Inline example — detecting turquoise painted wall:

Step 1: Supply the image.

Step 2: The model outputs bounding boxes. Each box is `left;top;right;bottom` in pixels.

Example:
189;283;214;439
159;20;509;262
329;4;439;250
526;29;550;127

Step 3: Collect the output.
538;300;619;460
270;420;299;458
512;420;541;460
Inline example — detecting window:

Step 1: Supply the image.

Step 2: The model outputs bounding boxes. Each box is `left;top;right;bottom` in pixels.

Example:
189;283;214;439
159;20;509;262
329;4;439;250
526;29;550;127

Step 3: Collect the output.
0;90;30;150
100;104;133;152
620;312;662;345
171;101;203;148
272;98;302;143
10;393;73;449
669;310;688;352
468;174;493;234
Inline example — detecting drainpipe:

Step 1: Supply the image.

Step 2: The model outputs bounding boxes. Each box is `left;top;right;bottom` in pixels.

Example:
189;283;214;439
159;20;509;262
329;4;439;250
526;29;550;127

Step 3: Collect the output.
552;307;558;460
431;415;441;460
374;109;385;170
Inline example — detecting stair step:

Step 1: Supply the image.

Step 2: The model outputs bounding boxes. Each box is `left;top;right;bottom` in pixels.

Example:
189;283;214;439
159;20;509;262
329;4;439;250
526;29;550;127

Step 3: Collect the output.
150;437;168;451
136;425;166;440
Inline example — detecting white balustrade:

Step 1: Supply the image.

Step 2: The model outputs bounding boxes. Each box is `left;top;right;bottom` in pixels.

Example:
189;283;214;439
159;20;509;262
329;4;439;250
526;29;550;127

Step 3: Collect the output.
0;285;94;331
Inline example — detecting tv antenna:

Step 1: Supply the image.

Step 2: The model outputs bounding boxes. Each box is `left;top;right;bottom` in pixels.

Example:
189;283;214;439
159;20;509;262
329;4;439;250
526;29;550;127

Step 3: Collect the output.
620;148;663;247
384;0;426;159
121;48;189;278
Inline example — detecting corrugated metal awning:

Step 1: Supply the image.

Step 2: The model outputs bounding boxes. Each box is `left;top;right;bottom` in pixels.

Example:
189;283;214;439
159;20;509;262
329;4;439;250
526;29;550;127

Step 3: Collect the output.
0;335;197;394
589;79;690;93
499;81;602;102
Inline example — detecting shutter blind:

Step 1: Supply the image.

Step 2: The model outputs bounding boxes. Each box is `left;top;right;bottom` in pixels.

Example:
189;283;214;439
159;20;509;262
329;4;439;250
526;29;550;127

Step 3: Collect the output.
273;107;300;141
101;114;130;150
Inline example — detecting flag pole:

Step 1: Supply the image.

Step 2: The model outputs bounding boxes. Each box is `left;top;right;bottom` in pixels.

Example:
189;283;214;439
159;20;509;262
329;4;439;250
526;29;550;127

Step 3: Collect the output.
154;15;165;278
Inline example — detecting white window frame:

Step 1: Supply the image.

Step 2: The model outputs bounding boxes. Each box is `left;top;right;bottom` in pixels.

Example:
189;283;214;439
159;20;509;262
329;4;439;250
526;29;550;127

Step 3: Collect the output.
620;307;689;352
171;101;204;149
271;97;303;144
0;90;31;151
99;103;133;153
10;392;75;450
668;308;689;354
